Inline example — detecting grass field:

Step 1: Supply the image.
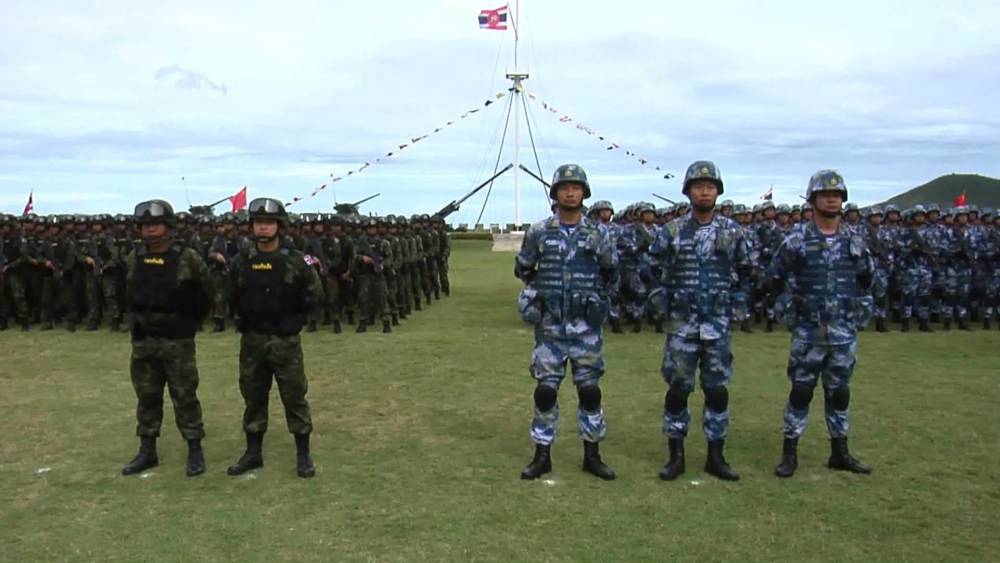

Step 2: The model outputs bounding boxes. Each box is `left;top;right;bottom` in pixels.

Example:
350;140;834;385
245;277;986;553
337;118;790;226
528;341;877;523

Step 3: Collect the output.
1;240;998;562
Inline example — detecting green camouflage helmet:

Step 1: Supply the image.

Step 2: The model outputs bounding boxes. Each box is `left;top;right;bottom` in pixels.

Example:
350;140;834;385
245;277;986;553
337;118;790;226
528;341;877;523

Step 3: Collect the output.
776;204;792;215
806;170;848;203
682;160;724;195
248;197;289;227
550;164;591;199
636;201;656;215
134;199;176;227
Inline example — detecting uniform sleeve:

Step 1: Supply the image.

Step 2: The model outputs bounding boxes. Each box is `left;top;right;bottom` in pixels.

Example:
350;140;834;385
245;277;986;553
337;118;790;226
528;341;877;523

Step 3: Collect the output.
514;224;540;281
299;256;325;318
768;235;799;285
733;226;753;283
183;249;212;321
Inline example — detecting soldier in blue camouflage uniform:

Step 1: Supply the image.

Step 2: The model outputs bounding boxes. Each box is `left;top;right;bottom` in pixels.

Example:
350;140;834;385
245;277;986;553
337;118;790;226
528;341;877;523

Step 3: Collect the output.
587;200;624;333
648;160;752;482
863;208;892;332
897;206;935;332
619;202;658;333
733;204;759;333
985;211;1000;330
771;171;873;478
515;164;617;481
942;207;975;330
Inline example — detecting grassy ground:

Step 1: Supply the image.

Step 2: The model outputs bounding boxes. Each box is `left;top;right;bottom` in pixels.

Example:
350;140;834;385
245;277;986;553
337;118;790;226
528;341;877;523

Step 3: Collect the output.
1;240;998;562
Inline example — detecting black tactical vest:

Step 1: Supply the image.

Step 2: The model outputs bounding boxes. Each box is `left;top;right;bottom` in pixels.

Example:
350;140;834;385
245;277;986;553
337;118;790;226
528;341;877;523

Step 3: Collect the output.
128;243;201;339
236;250;305;335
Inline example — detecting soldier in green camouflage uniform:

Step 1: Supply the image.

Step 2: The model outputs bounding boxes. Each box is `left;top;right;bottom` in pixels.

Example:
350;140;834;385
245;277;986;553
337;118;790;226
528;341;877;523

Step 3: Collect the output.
1;214;31;331
226;198;324;478
433;216;451;296
418;215;441;302
406;217;424;312
121;200;211;477
352;217;393;333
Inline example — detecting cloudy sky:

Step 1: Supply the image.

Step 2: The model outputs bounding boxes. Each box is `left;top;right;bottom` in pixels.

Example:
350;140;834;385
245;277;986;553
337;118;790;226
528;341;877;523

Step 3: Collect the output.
2;0;998;224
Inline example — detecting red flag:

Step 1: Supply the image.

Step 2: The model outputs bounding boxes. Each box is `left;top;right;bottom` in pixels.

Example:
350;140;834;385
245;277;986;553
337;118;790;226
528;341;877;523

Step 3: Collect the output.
228;186;247;212
478;5;509;30
954;191;966;206
22;191;33;216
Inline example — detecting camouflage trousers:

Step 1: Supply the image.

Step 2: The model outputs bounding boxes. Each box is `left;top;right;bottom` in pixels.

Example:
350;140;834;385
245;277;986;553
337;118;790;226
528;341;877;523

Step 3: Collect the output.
944;265;972;321
529;327;606;445
782;339;856;439
210;269;229;320
321;274;340;322
986;270;1000;319
621;268;648;320
130;338;205;440
437;256;450;294
86;271;121;324
356;273;389;322
424;257;441;296
1;270;29;320
397;265;412;313
239;333;313;435
661;335;733;441
385;273;399;315
901;265;933;320
871;267;889;320
409;263;423;304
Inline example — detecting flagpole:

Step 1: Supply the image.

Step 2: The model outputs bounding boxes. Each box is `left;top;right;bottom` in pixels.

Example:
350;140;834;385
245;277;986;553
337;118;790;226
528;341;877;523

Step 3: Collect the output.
507;0;526;229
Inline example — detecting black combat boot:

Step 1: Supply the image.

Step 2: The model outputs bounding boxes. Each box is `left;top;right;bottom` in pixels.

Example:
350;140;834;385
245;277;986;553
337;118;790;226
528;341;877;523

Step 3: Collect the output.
382;320;392;334
227;432;264;476
654;319;664;333
121;436;159;475
609;318;623;334
186;439;206;477
110;319;121;332
942;318;951;331
892;309;901;323
444;287;450;297
0;317;7;331
323;310;331;325
740;318;753;333
355;320;367;333
754;310;762;324
333;320;342;334
900;318;910;332
774;437;798;478
827;437;871;474
765;318;775;333
984;317;991;330
582;441;616;480
414;299;422;312
212;318;225;332
959;317;971;331
876;317;888;333
399;309;408;320
520;444;552;480
20;318;30;332
659;438;685;481
391;313;399;326
294;434;315;478
705;439;740;481
347;311;355;325
434;288;440;300
631;318;641;333
306;319;317;332
918;317;933;332
970;307;980;322
425;293;433;306
41;320;54;330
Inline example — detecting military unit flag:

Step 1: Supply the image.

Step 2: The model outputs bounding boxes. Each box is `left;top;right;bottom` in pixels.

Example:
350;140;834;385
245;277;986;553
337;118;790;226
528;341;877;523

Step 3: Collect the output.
479;5;508;30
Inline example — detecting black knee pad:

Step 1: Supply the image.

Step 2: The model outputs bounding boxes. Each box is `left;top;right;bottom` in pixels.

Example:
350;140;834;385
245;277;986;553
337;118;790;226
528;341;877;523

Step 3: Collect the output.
704;387;729;412
664;387;689;414
827;386;850;411
533;385;558;412
789;385;815;410
577;385;602;411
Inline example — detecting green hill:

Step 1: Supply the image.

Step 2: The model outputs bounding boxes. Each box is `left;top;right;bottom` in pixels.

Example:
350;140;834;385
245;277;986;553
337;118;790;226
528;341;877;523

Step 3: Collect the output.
877;173;1000;209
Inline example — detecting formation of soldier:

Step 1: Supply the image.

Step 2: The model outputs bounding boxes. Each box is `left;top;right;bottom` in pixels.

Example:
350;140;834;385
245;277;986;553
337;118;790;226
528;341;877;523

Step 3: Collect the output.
0;209;453;334
585;196;1000;335
516;162;882;482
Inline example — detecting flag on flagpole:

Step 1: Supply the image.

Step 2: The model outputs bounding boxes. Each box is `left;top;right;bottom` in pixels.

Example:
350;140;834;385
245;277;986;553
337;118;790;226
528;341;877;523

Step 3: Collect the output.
228;186;248;212
954;190;967;206
478;5;509;30
22;191;34;216
760;186;773;201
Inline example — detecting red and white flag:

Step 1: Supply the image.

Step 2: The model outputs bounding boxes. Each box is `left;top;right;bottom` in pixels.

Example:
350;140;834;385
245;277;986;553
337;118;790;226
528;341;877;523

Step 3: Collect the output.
229;186;247;212
478;5;508;30
760;186;773;201
22;191;34;216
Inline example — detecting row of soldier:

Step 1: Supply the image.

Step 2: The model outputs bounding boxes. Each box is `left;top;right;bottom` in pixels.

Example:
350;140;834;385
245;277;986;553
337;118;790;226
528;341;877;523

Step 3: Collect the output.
582;198;1000;334
0;211;453;334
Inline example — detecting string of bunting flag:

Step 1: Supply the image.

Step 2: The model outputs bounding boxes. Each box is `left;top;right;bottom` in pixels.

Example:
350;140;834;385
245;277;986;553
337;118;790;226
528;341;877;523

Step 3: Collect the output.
525;91;675;180
286;91;509;207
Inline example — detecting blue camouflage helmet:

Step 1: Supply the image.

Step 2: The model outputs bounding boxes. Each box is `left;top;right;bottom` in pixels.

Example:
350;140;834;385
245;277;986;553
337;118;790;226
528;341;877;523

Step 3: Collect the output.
909;204;927;218
733;203;748;215
927;203;941;213
868;206;883;216
953;205;968;216
636;201;656;214
884;204;900;215
776;204;792;215
967;204;979;214
721;199;735;209
550;164;591;199
682;160;724;196
806;169;848;203
587;200;614;215
760;200;775;211
981;207;994;218
844;203;860;213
